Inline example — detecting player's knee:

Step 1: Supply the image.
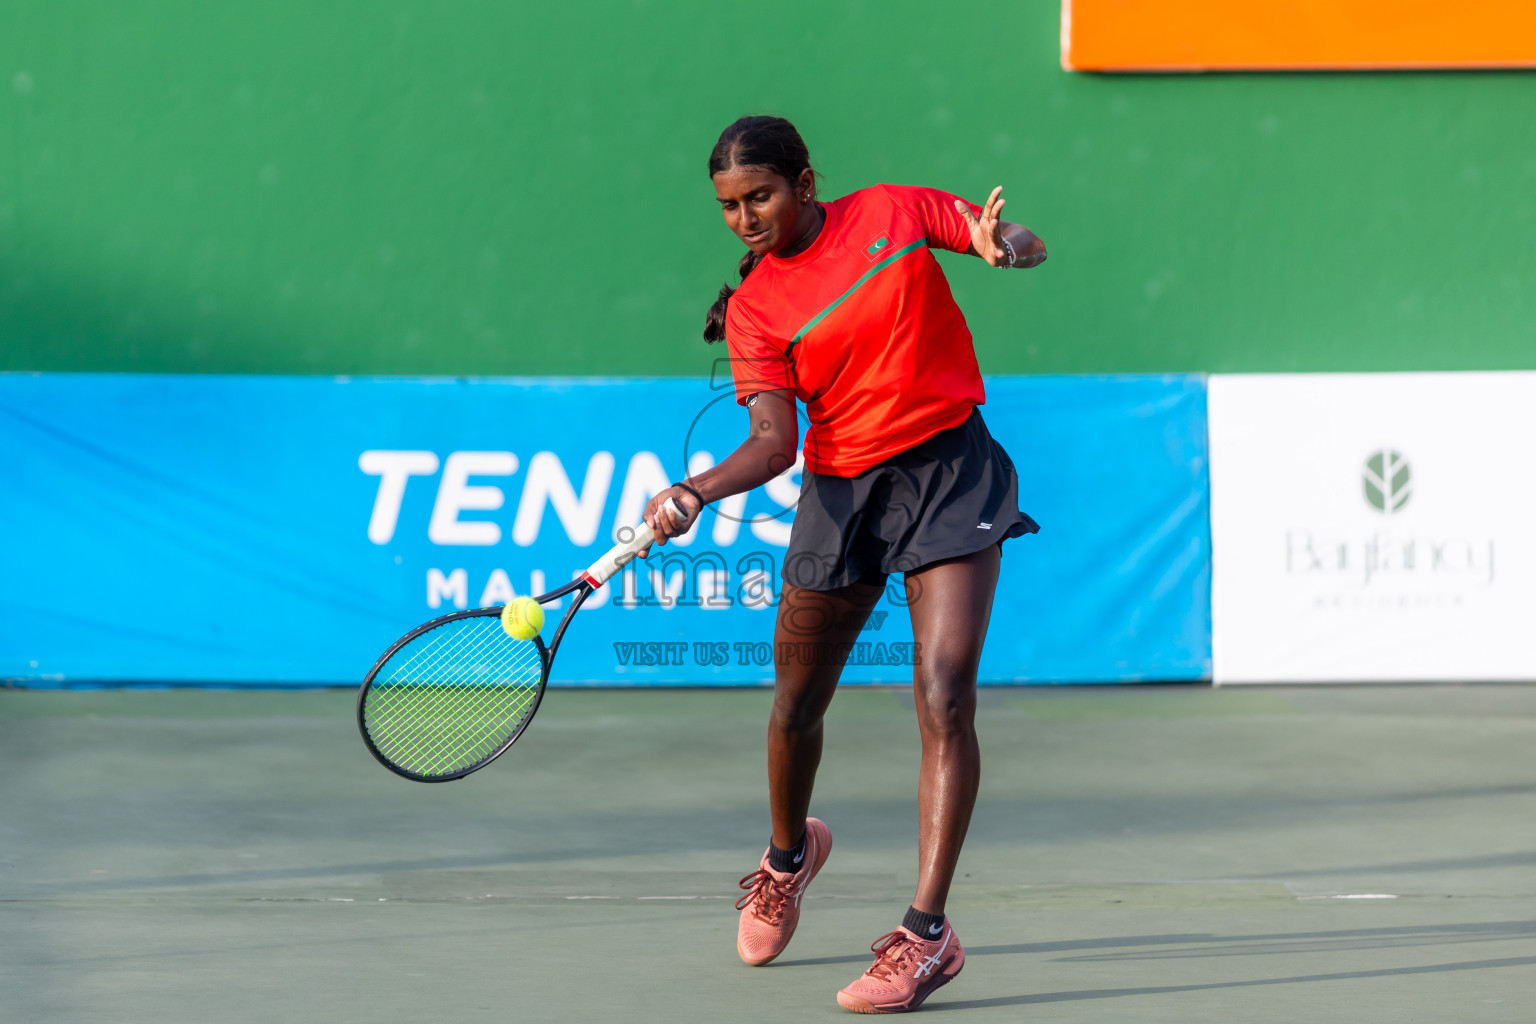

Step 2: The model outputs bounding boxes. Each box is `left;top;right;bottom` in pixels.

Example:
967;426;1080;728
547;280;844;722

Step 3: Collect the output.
770;687;826;734
915;668;977;742
919;699;975;744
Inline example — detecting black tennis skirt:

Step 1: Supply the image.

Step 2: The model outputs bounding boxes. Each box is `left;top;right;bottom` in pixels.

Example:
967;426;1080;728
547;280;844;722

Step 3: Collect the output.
782;407;1039;592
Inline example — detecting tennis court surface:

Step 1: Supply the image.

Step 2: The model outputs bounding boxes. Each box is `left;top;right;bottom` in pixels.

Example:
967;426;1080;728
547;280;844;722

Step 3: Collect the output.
4;683;1534;1023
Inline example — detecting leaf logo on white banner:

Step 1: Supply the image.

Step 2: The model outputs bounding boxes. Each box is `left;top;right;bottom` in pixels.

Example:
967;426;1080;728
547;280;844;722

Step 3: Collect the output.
1362;449;1411;515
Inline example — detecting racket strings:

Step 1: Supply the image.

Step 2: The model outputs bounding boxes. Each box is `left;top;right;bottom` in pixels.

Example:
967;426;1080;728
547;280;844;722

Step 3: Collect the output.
402;641;541;773
365;626;510;754
367;622;517;734
371;628;540;766
362;615;545;778
369;636;540;774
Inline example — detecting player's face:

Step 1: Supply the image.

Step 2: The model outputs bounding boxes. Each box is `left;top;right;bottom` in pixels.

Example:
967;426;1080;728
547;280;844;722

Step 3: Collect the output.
713;165;809;255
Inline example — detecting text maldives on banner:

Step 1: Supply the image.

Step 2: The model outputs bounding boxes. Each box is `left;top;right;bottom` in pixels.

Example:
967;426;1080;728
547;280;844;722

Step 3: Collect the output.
1208;372;1536;683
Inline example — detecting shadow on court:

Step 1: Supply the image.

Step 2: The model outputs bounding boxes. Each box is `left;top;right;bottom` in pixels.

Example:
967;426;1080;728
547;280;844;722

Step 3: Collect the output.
3;684;1536;1022
779;920;1536;968
938;954;1536;1010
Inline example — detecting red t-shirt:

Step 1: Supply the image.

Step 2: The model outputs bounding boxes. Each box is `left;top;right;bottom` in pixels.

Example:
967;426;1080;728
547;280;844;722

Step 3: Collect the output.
724;184;987;476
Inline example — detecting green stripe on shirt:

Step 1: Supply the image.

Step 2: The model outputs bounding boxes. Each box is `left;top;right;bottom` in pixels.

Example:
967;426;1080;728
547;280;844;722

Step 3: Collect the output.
787;237;928;350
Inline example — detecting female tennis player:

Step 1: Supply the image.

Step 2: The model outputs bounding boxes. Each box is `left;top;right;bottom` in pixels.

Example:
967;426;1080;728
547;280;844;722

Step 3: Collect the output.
642;115;1043;1013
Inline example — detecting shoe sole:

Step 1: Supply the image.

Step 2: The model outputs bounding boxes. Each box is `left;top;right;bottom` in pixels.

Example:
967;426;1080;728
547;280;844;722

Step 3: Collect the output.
835;952;964;1014
737;821;833;966
737;941;783;968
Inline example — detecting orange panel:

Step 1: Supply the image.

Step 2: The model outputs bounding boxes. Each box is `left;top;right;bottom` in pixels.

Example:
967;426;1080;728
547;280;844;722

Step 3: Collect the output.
1063;0;1536;71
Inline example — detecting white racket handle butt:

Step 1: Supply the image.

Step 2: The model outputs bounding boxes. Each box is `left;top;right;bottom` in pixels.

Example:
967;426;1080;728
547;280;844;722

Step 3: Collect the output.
582;497;690;587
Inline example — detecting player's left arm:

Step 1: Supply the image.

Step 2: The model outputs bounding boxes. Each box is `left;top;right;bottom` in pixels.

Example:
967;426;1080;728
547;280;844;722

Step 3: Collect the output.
955;187;1046;268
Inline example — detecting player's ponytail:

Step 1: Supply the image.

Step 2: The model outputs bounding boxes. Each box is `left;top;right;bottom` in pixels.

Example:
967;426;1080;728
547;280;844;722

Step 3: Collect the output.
704;250;763;342
702;115;817;343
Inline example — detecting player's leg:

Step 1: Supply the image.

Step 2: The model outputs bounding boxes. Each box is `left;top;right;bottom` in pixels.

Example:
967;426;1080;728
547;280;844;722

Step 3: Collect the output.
834;545;998;1012
905;544;1000;915
737;577;883;967
767;577;885;847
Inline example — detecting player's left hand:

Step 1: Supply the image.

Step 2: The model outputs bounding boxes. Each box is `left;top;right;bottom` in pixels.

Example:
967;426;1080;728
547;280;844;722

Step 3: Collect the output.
955;186;1009;266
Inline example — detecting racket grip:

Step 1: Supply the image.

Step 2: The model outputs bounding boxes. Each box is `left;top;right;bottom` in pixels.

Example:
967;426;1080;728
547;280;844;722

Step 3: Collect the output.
582;497;690;587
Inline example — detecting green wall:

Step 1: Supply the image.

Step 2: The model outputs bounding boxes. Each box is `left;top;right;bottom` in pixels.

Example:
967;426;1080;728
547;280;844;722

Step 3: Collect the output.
3;1;1533;376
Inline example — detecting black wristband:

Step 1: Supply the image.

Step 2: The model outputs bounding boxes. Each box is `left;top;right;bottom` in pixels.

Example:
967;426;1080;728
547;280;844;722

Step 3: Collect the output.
674;481;705;508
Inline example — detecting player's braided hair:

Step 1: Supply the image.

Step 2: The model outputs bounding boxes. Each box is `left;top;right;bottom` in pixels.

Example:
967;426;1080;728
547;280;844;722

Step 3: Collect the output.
703;116;818;343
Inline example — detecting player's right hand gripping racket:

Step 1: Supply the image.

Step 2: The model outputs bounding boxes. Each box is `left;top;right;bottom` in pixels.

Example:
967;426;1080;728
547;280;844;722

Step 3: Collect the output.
357;499;689;782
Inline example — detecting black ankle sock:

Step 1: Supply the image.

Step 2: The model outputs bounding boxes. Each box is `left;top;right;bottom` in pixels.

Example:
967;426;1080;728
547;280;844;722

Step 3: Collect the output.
766;833;806;874
903;906;946;940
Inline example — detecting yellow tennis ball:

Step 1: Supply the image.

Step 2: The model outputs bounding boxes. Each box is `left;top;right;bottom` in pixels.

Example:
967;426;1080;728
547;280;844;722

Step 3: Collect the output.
500;596;544;641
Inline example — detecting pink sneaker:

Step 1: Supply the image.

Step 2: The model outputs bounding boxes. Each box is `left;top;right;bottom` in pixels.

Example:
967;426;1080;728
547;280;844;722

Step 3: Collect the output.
835;923;965;1014
735;817;833;966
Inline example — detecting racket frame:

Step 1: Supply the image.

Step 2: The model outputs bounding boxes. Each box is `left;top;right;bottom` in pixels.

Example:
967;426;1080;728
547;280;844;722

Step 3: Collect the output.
356;577;590;783
356;499;687;782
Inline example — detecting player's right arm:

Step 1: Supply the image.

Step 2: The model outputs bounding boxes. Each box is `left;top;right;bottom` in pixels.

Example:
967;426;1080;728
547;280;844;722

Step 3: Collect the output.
643;388;797;546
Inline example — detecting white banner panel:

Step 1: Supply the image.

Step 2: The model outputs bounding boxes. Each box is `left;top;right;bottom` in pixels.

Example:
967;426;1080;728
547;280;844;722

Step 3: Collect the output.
1209;372;1536;683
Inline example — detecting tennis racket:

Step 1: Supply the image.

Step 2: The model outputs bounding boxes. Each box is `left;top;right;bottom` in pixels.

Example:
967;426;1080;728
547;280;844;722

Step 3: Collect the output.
357;499;690;782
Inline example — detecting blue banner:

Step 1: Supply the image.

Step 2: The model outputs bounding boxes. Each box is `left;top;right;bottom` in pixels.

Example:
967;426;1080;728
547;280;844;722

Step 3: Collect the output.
0;373;1210;685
